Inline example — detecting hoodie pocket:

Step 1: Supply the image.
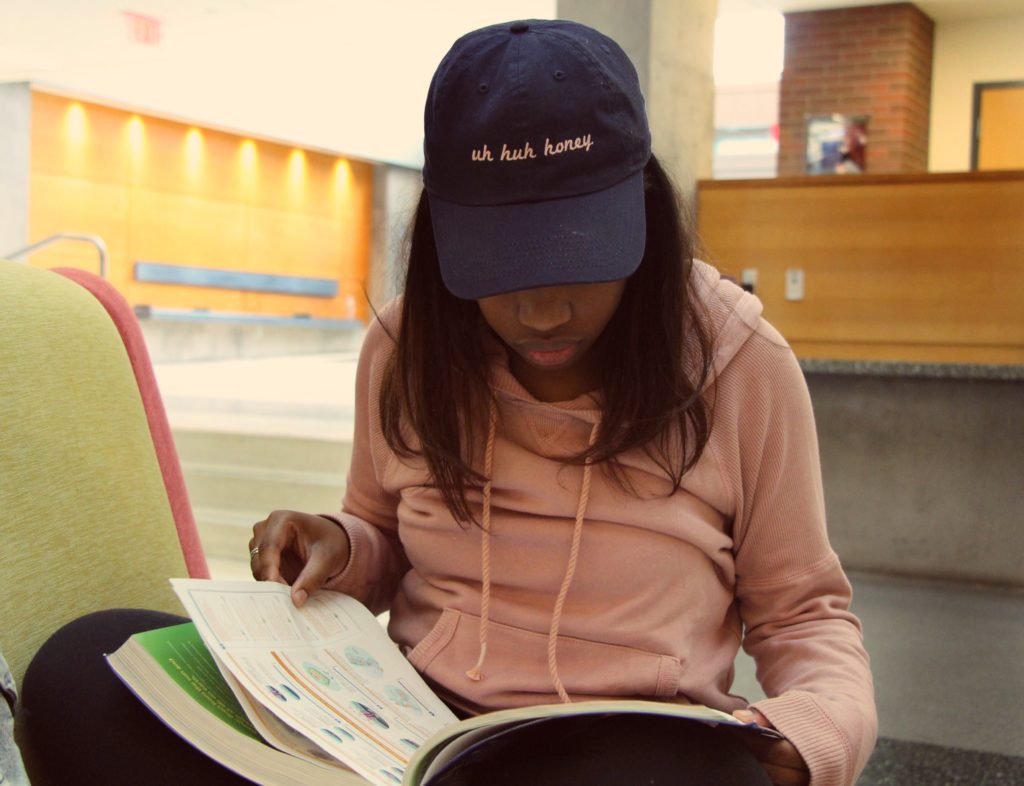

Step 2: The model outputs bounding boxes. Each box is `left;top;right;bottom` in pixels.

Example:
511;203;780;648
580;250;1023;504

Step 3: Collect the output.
406;608;682;705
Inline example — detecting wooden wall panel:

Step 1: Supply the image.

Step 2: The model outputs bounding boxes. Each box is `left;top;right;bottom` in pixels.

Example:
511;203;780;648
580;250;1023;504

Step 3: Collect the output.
27;174;130;288
127;190;249;311
131;118;251;204
244;208;345;318
246;209;342;275
31;92;130;184
696;172;1024;364
250;143;346;219
28;90;374;321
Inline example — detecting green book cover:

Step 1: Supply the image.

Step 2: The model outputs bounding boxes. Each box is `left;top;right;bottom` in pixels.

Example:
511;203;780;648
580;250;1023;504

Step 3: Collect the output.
133;622;260;740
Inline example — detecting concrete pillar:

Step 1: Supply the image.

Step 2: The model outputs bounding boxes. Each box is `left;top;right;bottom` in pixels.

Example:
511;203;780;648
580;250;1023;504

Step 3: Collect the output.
0;82;31;259
369;163;422;309
556;0;718;207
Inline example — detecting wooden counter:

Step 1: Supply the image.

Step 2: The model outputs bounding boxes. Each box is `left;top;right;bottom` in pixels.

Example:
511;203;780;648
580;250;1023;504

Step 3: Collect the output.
696;171;1024;364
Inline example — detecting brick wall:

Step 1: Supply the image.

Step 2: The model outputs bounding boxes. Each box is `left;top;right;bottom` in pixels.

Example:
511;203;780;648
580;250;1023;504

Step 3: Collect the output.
778;2;934;176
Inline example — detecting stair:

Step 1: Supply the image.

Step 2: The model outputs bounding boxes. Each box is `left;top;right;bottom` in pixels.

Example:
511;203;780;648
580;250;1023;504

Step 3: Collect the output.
174;428;354;566
155;351;361;576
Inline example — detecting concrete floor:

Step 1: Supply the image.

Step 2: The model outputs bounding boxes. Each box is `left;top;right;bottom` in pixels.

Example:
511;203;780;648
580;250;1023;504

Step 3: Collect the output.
734;572;1024;758
161;354;1024;762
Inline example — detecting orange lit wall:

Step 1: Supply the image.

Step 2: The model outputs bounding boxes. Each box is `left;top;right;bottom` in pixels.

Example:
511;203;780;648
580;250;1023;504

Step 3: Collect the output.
28;90;373;321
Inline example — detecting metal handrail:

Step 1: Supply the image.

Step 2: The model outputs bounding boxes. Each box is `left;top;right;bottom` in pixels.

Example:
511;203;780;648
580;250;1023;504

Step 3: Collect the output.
4;233;109;278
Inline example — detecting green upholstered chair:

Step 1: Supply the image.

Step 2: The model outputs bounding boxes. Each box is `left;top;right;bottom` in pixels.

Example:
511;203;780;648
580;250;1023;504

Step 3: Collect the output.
0;259;209;771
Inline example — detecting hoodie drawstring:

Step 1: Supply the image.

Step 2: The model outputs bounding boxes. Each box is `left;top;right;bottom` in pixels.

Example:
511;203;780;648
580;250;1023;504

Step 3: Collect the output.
547;420;598;703
464;397;498;682
466;397;600;706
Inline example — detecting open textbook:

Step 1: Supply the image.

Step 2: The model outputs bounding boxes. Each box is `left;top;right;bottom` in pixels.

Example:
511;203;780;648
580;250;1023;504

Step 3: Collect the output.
107;580;780;786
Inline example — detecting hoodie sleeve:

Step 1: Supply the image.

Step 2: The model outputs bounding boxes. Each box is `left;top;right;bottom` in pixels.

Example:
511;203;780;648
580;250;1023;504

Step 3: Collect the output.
722;329;877;786
323;302;410;614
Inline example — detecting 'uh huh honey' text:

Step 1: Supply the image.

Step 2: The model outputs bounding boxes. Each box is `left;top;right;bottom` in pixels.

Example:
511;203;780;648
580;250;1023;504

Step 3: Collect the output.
471;133;594;163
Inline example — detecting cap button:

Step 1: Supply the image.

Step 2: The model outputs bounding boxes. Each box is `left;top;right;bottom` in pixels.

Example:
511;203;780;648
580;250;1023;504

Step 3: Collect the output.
509;21;529;33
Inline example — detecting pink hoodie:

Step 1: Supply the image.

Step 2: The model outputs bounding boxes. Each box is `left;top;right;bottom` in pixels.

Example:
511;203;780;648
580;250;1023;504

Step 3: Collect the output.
327;261;877;786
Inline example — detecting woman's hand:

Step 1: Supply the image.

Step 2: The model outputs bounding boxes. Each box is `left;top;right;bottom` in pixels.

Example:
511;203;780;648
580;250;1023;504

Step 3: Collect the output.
249;510;351;607
732;708;810;786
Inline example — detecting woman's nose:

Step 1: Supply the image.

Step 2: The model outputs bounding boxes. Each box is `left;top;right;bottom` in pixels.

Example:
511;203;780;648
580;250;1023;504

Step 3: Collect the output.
517;293;572;332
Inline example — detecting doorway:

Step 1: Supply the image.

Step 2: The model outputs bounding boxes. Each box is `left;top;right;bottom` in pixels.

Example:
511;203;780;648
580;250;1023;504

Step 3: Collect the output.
971;81;1024;170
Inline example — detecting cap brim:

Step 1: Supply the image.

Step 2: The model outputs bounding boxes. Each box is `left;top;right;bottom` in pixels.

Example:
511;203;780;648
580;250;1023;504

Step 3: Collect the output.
428;170;646;300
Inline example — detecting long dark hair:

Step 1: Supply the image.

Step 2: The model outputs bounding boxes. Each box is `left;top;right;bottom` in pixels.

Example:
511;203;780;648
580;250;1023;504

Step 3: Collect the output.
379;154;715;523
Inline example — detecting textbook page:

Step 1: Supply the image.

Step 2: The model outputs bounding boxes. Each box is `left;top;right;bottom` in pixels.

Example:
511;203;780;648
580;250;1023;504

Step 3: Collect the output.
107;622;350;786
172;579;458;786
214;658;353;770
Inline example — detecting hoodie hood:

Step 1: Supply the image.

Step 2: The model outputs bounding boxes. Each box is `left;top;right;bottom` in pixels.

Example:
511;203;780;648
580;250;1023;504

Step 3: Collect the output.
690;259;767;391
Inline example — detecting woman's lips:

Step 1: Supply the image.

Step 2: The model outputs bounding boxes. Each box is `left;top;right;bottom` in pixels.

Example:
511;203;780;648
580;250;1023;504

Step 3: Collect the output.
521;341;580;367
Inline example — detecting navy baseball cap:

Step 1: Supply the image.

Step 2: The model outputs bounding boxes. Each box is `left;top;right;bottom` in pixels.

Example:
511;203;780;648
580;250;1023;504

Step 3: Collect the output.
423;19;652;300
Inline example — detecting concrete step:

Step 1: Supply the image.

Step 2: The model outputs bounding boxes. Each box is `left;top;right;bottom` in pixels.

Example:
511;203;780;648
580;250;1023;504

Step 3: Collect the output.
173;428;353;473
181;460;346;515
141;321;365;364
174;427;353;563
156;353;358;438
194;506;264;562
156;352;359;441
205;555;257;582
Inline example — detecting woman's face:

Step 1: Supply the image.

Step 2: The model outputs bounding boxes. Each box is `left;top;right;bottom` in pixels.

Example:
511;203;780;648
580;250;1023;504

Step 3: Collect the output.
477;280;626;402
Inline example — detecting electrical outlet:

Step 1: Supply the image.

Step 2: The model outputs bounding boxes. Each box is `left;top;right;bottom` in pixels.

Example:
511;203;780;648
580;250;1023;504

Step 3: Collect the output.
785;268;804;301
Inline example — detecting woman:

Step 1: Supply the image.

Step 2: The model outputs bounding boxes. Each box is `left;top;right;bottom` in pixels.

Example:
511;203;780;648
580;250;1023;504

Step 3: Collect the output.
23;19;875;786
251;19;876;786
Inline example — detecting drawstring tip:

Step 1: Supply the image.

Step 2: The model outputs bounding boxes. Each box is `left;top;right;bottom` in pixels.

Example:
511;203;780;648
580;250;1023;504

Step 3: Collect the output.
465;643;488;682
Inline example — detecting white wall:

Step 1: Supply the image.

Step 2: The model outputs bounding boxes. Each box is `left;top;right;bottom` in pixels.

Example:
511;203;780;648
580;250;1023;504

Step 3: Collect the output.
370;164;422;308
0;1;556;169
5;3;1021;174
929;13;1024;172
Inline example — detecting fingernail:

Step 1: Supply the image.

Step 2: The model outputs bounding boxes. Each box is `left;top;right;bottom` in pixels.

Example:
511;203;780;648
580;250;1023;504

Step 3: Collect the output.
293;589;308;607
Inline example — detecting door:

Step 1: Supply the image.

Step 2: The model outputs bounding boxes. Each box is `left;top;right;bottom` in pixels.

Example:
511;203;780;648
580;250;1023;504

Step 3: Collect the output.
972;81;1024;171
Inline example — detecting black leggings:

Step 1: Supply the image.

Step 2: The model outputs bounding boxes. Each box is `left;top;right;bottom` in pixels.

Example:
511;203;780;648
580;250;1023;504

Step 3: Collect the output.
20;609;771;786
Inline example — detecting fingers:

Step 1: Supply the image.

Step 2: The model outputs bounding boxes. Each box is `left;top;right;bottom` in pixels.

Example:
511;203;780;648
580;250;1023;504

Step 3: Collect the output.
741;733;807;772
248;511;351;607
733;708;764;725
760;760;811;786
290;537;350;607
250;515;290;581
254;538;290;584
248;518;268;578
252;511;300;584
730;709;809;786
